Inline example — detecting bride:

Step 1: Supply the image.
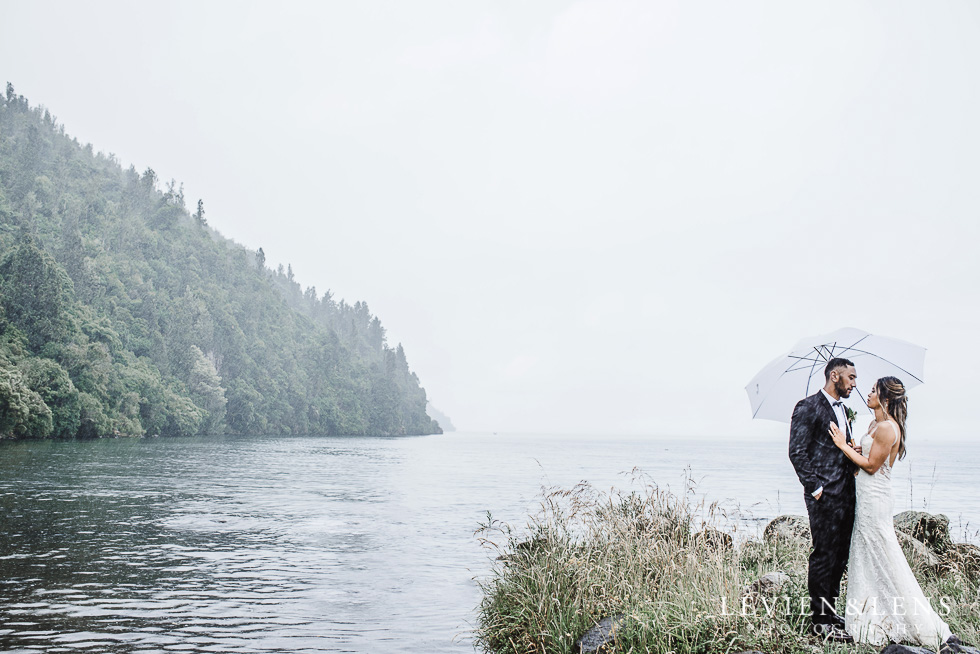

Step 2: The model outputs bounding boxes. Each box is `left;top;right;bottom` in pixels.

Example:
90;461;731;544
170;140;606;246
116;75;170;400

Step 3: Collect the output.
829;376;952;648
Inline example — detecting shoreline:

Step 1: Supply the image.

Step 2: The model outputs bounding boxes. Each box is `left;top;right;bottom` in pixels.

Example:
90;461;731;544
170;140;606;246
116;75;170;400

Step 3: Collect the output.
475;481;980;654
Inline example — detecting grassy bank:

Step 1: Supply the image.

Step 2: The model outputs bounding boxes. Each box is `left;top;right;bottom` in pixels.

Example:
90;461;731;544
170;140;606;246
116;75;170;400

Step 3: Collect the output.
475;479;980;654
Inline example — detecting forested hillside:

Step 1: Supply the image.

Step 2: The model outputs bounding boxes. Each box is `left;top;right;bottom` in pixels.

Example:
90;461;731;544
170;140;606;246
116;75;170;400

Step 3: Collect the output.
0;83;441;438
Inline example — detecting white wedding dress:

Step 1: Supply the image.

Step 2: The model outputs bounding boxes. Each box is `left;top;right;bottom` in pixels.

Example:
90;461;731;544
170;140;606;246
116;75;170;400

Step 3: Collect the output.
845;426;952;647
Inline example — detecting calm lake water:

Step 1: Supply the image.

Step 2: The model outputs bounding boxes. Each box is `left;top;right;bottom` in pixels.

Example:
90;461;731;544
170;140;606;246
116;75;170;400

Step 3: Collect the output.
1;432;976;653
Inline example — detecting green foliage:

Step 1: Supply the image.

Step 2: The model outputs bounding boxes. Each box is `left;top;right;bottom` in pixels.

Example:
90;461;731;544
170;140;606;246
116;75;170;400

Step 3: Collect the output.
0;351;53;438
0;234;75;351
187;344;226;434
17;357;80;437
77;390;112;438
0;83;441;439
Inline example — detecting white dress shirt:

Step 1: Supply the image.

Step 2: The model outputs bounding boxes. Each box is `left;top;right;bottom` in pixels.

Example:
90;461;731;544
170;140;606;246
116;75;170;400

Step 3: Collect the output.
821;389;848;431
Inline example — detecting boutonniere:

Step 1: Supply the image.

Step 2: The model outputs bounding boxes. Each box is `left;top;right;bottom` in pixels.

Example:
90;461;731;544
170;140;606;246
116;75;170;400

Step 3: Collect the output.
845;407;857;427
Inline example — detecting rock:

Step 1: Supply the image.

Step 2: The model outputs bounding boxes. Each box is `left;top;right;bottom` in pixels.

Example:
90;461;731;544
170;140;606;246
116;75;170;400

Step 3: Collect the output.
694;527;733;552
741;571;791;599
763;515;811;544
895;529;941;570
575;615;625;654
883;636;980;654
941;635;980;654
894;511;953;554
943;543;980;579
758;571;791;592
496;537;548;562
514;537;548;553
881;644;936;654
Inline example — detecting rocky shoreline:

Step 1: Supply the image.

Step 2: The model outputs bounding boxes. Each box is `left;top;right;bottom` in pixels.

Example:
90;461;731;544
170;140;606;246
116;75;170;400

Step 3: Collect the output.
476;476;980;654
573;511;980;654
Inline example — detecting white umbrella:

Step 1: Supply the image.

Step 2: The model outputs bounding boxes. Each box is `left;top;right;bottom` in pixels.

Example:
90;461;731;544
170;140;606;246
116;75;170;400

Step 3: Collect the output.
745;327;926;423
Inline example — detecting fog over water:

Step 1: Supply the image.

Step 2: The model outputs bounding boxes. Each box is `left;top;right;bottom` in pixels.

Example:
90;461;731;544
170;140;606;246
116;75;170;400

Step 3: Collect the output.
2;2;979;437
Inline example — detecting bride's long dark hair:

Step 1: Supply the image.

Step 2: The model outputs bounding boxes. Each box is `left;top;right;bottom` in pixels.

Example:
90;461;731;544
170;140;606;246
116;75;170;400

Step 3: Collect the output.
877;376;908;461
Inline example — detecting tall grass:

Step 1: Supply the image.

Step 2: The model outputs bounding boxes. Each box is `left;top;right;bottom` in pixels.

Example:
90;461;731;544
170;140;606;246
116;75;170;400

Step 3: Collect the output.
475;479;979;654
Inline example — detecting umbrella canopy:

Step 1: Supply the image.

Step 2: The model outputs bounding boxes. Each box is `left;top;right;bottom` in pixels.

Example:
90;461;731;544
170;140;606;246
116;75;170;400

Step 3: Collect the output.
745;327;926;423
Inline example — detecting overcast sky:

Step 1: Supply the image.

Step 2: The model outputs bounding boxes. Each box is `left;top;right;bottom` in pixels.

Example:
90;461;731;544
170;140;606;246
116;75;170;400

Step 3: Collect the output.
2;1;978;438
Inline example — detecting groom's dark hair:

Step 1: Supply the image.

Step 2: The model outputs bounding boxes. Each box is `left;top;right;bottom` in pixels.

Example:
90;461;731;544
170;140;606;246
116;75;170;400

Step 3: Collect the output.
824;357;855;381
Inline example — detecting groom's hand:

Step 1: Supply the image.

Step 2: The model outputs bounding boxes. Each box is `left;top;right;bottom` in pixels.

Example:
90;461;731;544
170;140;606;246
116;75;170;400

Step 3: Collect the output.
813;489;823;500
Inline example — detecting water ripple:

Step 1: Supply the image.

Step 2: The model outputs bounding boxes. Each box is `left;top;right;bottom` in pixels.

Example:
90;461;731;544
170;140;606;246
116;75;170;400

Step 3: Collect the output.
1;433;976;652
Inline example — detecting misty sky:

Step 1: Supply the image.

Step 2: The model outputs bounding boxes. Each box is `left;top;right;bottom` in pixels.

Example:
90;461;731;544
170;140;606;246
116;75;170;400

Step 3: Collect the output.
2;1;978;438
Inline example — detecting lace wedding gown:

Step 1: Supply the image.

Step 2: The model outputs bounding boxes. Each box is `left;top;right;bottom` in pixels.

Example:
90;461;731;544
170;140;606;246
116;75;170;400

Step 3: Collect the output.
845;427;952;647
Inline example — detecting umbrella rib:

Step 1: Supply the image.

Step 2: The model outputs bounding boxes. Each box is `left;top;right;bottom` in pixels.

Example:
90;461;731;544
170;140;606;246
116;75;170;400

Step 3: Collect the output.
753;366;812;418
816;343;836;362
851;385;870;412
827;346;925;383
804;348;825;397
844;334;871;352
829;334;869;357
786;360;825;373
750;332;925;421
832;338;863;360
789;354;827;363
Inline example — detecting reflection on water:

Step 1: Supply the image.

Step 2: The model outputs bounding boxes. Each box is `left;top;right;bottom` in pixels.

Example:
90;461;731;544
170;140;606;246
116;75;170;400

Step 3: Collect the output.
0;437;417;653
1;433;976;652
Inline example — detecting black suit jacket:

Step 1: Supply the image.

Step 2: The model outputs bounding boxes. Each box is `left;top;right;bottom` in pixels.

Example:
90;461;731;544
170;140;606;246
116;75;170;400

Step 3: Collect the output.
788;392;856;498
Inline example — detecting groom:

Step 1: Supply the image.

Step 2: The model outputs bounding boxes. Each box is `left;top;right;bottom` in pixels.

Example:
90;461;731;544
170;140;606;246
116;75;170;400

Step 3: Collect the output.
789;357;858;642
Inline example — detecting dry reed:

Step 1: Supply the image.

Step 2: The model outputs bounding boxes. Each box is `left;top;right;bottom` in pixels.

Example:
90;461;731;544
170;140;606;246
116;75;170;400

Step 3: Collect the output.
475;478;979;654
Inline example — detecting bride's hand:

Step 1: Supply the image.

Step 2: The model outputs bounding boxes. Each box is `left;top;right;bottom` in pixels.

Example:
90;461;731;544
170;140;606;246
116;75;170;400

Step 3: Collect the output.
828;422;847;449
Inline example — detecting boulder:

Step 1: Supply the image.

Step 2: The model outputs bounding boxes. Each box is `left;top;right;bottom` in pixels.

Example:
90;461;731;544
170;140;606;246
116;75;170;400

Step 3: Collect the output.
575;615;625;654
694;527;734;552
763;515;811;544
741;571;792;599
881;644;937;654
895;529;941;570
941;635;980;654
894;511;953;554
943;543;980;579
880;636;979;654
497;537;548;562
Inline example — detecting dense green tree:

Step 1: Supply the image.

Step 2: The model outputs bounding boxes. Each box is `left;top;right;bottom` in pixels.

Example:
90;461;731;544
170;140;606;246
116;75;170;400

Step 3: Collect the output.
187;345;226;434
77;391;112;438
17;357;80;438
0;353;53;438
193;199;206;226
0;85;442;440
0;234;75;352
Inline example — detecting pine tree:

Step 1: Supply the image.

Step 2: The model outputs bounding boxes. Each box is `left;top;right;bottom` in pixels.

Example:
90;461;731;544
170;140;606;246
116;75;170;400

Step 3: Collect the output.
193;199;206;226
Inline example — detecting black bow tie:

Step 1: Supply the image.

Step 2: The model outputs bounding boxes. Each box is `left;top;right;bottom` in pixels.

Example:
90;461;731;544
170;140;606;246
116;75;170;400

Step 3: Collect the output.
832;401;843;408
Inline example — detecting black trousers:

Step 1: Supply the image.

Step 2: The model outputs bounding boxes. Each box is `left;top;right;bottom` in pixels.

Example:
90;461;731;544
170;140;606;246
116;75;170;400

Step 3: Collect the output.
804;490;855;624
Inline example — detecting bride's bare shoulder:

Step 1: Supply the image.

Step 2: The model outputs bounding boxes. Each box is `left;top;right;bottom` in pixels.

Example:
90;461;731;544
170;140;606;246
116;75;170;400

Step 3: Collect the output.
872;420;897;441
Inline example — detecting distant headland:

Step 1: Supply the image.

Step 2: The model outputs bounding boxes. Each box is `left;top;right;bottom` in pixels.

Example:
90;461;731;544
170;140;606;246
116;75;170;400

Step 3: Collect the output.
0;84;440;439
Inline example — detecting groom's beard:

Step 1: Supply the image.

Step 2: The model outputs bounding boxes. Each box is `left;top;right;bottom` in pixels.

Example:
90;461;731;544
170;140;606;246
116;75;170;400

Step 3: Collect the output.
835;380;852;398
